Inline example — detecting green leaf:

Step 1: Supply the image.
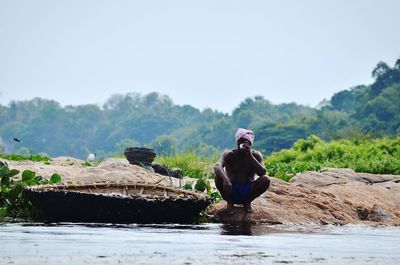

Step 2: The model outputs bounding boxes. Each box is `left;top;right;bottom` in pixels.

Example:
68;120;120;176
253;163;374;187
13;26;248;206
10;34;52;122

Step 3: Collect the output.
35;175;43;182
21;170;36;184
210;190;222;202
194;177;207;192
0;207;7;217
183;183;193;190
206;180;212;193
5;169;20;178
0;166;9;177
1;176;10;186
49;173;61;184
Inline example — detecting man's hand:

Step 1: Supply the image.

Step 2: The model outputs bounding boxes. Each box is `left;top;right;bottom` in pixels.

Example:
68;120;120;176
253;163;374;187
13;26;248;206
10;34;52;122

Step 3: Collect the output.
223;179;232;195
241;141;252;156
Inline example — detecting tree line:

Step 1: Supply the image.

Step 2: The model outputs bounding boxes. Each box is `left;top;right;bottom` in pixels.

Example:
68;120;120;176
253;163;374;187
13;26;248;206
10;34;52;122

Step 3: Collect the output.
0;58;399;159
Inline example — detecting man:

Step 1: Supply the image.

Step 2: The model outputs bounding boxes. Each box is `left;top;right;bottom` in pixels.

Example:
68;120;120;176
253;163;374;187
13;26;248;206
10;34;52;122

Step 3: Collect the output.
214;128;270;213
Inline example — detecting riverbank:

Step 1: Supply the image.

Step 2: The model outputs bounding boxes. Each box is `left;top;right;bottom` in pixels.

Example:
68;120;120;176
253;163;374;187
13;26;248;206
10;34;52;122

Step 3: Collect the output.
4;157;400;225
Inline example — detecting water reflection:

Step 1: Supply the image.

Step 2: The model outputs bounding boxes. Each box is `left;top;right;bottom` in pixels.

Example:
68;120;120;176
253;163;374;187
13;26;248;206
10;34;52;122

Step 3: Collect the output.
221;223;253;235
220;223;283;236
220;223;317;236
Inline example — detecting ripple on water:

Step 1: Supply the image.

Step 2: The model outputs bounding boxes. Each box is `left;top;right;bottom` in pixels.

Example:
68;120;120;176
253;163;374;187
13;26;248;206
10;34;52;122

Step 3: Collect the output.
0;223;399;265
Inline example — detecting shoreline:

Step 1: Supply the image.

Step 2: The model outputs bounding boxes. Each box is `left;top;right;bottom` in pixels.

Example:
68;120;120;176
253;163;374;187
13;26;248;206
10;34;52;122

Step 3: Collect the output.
2;157;400;226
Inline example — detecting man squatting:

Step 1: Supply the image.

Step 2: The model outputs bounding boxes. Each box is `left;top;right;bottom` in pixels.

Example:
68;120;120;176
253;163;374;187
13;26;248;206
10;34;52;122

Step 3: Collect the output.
214;128;270;213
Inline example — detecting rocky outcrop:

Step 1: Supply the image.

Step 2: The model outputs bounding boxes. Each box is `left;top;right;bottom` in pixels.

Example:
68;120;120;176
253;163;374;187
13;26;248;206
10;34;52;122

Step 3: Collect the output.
208;168;400;225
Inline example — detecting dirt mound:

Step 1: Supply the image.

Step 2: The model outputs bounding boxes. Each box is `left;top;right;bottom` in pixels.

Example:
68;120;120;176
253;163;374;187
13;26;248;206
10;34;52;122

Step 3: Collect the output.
208;168;400;225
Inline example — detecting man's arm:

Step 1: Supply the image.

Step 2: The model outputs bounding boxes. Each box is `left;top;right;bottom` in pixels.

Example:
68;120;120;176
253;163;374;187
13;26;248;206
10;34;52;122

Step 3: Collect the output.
242;142;266;176
251;151;267;176
213;150;232;194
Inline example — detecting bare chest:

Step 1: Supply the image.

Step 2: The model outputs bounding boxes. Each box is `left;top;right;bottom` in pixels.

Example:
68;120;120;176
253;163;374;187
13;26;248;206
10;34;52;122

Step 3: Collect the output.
225;152;255;179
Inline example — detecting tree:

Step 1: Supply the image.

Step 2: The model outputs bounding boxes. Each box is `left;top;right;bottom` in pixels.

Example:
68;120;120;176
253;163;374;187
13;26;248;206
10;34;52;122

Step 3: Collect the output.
150;135;177;155
371;58;400;96
114;139;140;155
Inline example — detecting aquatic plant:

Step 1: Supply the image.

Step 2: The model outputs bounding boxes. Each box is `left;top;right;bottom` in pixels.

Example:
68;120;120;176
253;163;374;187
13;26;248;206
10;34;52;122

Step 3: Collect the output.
0;161;62;219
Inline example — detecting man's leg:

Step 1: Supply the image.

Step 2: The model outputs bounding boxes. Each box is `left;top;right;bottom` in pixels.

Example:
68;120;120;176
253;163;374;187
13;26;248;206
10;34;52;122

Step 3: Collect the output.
244;176;270;212
215;174;233;209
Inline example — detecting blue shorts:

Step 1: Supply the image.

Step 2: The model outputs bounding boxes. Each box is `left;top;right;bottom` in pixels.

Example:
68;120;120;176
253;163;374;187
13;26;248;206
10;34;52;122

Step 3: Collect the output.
231;183;253;204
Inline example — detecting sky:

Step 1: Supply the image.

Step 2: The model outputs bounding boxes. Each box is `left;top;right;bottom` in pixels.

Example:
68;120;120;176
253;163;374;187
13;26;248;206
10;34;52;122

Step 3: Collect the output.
0;0;399;113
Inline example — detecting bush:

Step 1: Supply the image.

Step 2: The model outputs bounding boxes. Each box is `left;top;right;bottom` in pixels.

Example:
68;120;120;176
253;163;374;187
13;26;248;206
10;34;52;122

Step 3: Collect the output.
265;135;400;181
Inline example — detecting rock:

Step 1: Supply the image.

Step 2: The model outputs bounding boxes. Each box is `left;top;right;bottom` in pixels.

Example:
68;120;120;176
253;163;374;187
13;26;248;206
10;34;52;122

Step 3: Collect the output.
169;168;183;179
208;168;400;225
151;164;184;179
369;205;392;222
152;163;170;176
356;207;369;220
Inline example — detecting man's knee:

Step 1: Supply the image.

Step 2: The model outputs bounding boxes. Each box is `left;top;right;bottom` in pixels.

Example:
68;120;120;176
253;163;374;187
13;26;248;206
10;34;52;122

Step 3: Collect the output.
258;175;270;191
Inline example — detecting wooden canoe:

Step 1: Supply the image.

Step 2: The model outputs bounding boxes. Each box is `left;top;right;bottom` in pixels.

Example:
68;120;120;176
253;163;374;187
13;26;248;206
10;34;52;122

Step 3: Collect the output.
25;182;212;223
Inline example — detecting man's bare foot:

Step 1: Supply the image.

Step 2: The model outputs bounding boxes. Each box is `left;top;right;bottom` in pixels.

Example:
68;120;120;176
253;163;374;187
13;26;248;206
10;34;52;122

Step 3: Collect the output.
244;203;253;213
226;202;235;215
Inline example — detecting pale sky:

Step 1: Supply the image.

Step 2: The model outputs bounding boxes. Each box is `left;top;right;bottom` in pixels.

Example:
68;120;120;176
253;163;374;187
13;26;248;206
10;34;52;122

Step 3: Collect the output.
0;0;399;113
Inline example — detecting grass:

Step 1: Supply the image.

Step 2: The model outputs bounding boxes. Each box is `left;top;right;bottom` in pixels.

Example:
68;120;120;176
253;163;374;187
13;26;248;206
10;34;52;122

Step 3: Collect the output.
154;151;221;201
154;151;218;179
0;153;50;162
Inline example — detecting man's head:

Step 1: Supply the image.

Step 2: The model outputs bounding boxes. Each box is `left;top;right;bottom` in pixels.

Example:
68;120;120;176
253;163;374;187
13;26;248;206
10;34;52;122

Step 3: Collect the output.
235;128;255;147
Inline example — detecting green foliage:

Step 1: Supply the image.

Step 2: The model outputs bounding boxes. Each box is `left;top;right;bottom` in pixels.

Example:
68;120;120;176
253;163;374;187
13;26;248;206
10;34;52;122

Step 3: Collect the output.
154;152;222;202
150;135;177;155
114;139;140;155
49;173;61;184
182;183;193;190
0;161;62;219
81;161;97;167
196;177;221;202
232;96;315;128
154;151;217;179
194;176;211;193
0;153;50;162
265;136;400;181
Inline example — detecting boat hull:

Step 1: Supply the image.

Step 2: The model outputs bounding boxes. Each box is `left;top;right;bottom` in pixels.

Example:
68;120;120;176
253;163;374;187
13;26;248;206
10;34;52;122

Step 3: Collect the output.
25;185;212;223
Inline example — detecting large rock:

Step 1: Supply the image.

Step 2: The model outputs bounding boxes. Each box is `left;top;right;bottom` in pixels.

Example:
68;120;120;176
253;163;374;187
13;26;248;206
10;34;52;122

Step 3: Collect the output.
208;168;400;225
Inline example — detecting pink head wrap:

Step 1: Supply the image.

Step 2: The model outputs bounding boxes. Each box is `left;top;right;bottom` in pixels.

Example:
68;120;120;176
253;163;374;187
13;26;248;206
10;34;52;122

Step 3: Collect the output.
235;128;255;145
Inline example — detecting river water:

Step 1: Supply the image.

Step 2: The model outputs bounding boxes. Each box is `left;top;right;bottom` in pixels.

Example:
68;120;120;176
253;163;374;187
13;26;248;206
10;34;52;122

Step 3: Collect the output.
1;222;399;264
